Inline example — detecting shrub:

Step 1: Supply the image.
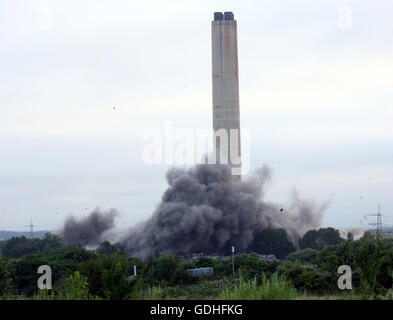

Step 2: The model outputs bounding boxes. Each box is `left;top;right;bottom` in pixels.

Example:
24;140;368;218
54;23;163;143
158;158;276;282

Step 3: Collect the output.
235;253;278;281
277;263;334;295
299;228;343;250
219;274;297;300
58;271;89;300
285;248;320;264
248;228;296;258
0;256;12;297
33;289;56;300
102;252;138;300
145;286;165;300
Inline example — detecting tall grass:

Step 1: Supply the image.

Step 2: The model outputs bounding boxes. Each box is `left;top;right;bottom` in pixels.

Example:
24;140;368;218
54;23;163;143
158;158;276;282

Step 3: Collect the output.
143;278;235;300
219;274;297;300
145;286;165;300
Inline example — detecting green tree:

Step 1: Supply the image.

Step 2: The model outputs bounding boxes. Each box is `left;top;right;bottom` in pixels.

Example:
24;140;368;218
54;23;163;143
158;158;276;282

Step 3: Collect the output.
277;262;334;294
142;254;179;285
1;233;64;258
248;228;296;259
353;234;385;297
285;248;320;264
0;255;12;296
234;253;278;281
40;233;64;253
96;241;125;255
80;257;106;297
299;227;344;250
8;254;47;296
81;252;140;299
102;251;137;299
194;257;214;268
2;236;38;258
7;244;93;297
58;271;90;300
378;246;393;289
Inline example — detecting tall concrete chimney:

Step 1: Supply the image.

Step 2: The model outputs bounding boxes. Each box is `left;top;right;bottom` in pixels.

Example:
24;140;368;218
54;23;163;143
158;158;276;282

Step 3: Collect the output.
211;11;241;177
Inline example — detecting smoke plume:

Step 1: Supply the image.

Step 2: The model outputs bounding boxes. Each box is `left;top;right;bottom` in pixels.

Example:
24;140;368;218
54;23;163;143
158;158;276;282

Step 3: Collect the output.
57;165;326;258
340;226;364;240
120;164;325;259
58;208;117;246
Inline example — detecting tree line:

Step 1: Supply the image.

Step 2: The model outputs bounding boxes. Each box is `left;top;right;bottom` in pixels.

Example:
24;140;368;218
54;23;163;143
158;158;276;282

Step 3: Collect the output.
0;227;392;299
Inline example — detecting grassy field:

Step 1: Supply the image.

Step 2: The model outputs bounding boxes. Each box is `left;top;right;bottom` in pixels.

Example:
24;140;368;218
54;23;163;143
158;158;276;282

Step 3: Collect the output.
142;276;393;300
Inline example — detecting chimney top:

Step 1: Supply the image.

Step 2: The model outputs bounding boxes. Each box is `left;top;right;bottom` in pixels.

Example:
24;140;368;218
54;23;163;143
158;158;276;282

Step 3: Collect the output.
224;12;234;20
214;12;223;20
213;11;234;21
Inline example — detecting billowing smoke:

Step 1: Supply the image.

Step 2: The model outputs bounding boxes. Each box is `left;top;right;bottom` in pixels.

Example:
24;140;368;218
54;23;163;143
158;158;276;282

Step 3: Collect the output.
56;165;326;258
58;208;117;246
120;164;325;259
340;226;364;240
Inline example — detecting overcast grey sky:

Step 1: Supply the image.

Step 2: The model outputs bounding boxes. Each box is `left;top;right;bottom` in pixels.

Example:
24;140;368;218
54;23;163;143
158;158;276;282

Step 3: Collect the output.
1;0;392;232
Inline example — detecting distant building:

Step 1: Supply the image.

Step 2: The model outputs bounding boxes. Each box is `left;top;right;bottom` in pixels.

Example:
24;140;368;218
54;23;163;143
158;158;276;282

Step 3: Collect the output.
187;267;214;277
257;254;278;261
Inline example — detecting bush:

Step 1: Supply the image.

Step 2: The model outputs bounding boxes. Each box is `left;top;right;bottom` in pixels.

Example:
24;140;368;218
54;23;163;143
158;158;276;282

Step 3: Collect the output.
145;286;165;300
299;228;343;250
80;257;106;297
285;248;320;264
277;263;335;295
141;254;196;286
220;274;297;300
102;252;138;299
96;241;126;255
258;274;297;300
0;256;12;296
1;234;64;258
248;228;296;258
143;278;234;300
80;251;139;299
33;289;56;300
353;234;386;297
235;253;278;281
58;271;89;300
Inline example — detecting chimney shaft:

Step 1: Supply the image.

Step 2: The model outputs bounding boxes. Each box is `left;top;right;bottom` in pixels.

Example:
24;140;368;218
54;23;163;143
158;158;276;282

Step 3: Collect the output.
211;12;241;178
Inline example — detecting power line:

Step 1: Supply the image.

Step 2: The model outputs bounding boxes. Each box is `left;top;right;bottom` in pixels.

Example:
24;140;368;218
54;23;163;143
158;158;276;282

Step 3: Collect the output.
24;219;44;238
363;205;389;238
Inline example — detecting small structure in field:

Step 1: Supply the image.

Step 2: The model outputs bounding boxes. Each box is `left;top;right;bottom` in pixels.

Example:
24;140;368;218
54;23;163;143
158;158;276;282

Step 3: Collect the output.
187;267;214;277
